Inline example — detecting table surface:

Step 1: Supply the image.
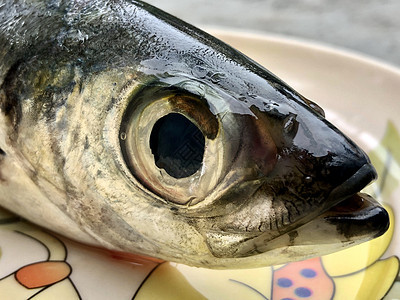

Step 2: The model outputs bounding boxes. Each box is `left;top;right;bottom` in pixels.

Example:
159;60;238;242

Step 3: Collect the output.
145;0;400;68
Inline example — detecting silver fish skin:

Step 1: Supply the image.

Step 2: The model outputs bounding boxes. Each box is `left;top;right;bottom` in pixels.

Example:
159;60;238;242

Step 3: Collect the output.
0;0;389;268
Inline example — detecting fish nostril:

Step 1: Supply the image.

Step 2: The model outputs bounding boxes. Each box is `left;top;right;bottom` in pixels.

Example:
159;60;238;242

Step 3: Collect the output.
320;168;331;177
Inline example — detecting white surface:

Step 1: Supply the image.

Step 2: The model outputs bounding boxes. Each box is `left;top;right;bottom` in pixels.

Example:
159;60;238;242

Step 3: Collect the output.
146;0;400;68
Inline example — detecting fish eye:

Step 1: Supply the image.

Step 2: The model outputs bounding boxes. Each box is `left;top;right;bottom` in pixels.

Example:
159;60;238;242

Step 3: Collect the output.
120;86;226;206
149;113;205;179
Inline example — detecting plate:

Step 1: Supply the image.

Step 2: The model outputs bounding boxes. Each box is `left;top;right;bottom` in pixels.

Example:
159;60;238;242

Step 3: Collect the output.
1;30;399;299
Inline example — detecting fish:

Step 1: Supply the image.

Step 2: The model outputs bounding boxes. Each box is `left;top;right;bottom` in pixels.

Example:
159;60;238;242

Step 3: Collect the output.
0;0;389;269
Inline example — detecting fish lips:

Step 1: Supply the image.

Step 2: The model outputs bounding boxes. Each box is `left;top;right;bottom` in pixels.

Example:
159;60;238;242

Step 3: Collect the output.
205;163;389;259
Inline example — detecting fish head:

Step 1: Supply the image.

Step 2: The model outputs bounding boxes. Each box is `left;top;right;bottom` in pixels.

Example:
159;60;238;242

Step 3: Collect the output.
0;0;389;268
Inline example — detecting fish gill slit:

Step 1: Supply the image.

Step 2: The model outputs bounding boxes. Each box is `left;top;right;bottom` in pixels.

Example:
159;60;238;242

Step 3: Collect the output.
292;192;311;211
295;165;307;176
273;214;280;231
285;201;300;222
0;147;5;182
0;60;23;133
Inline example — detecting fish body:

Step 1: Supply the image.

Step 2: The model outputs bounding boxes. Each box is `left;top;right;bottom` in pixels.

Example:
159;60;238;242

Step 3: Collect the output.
0;0;389;268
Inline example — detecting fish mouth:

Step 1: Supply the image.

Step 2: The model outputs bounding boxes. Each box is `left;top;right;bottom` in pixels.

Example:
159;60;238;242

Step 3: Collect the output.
205;163;389;259
323;163;378;211
304;163;389;241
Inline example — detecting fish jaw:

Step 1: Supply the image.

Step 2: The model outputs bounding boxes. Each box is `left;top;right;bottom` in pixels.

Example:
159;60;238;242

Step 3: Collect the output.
198;163;388;263
250;193;389;264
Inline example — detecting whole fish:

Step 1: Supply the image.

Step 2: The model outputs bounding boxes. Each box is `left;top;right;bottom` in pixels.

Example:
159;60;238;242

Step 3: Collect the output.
0;0;389;269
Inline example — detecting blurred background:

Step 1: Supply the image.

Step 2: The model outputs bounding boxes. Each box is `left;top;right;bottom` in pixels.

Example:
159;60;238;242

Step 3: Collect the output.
146;0;400;68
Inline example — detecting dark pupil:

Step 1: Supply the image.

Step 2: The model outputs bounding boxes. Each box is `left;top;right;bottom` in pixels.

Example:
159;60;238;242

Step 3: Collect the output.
150;113;205;178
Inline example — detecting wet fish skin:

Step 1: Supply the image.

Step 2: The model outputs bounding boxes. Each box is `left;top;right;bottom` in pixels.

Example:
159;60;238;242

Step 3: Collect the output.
0;0;389;268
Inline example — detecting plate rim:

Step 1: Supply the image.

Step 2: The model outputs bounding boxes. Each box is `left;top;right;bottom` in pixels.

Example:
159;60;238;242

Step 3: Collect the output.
205;26;400;77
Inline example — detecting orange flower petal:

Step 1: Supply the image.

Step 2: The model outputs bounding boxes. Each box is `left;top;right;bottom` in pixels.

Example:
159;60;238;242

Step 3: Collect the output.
15;261;71;289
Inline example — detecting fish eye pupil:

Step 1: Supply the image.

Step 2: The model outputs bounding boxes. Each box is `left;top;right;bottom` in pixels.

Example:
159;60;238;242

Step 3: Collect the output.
150;113;205;179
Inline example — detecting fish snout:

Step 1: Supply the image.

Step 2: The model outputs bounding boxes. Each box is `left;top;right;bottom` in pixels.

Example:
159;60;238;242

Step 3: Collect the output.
283;103;377;207
322;162;377;209
305;129;377;211
325;140;375;183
